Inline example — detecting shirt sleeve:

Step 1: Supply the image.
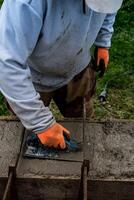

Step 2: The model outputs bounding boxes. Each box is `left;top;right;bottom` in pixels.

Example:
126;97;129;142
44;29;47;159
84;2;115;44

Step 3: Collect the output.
0;0;55;133
94;13;117;48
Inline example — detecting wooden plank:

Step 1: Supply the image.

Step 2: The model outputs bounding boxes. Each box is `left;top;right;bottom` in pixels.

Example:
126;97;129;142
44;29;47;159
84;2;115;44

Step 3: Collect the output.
15;179;134;200
0;116;19;121
16;178;81;200
87;180;134;200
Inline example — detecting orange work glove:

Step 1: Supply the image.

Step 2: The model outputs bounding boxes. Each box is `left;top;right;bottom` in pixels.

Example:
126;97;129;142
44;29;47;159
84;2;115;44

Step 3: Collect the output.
94;47;109;77
37;123;70;149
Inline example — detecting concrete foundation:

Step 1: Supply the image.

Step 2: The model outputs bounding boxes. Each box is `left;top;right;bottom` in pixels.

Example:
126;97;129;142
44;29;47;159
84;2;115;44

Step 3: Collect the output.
0;118;134;200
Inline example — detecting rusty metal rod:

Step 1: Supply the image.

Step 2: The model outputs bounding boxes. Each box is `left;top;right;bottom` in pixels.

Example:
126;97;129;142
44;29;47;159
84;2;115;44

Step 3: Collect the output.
78;98;89;200
83;98;86;145
83;165;88;200
2;172;13;200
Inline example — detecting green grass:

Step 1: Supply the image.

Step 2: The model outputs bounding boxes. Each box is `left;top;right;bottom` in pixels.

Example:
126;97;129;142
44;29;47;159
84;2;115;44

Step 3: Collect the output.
94;2;134;119
0;0;134;119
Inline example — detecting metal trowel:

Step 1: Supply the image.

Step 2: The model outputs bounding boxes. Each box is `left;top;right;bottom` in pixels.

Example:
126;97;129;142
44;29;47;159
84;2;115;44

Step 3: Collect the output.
23;132;82;161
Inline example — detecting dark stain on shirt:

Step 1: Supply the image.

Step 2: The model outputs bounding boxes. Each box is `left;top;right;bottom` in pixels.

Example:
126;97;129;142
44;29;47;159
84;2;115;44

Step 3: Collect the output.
61;10;65;19
76;48;83;55
56;20;72;42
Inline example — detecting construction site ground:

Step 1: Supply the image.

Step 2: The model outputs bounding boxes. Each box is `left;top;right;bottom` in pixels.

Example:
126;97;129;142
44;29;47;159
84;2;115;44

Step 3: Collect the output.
0;117;134;200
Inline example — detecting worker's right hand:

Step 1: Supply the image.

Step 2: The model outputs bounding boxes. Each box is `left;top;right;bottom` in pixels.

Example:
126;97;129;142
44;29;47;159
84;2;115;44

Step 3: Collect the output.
37;123;70;149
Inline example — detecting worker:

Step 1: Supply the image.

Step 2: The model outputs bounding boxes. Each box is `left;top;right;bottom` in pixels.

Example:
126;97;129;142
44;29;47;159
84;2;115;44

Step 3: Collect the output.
0;0;123;150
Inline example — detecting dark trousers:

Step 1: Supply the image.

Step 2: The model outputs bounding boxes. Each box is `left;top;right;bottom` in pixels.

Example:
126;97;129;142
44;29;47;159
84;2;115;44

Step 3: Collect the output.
39;63;96;118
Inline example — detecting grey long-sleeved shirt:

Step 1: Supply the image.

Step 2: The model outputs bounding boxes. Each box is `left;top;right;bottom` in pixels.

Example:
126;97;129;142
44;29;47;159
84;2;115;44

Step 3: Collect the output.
0;0;116;133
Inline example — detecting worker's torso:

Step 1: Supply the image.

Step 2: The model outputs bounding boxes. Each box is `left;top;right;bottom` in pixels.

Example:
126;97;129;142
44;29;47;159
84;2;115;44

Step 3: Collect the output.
28;0;106;91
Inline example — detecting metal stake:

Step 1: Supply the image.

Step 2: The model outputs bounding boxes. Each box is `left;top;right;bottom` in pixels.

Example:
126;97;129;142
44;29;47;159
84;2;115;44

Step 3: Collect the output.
78;98;90;200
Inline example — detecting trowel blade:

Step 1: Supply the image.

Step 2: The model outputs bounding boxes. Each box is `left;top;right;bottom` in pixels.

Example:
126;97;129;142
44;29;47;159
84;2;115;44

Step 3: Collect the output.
23;132;83;162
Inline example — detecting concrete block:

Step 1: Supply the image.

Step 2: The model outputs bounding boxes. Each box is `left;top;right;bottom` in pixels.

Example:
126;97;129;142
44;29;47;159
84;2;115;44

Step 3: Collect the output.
0;120;23;177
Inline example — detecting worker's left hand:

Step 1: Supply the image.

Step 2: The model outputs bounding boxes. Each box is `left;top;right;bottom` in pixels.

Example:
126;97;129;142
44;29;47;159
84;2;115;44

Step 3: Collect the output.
94;47;109;77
